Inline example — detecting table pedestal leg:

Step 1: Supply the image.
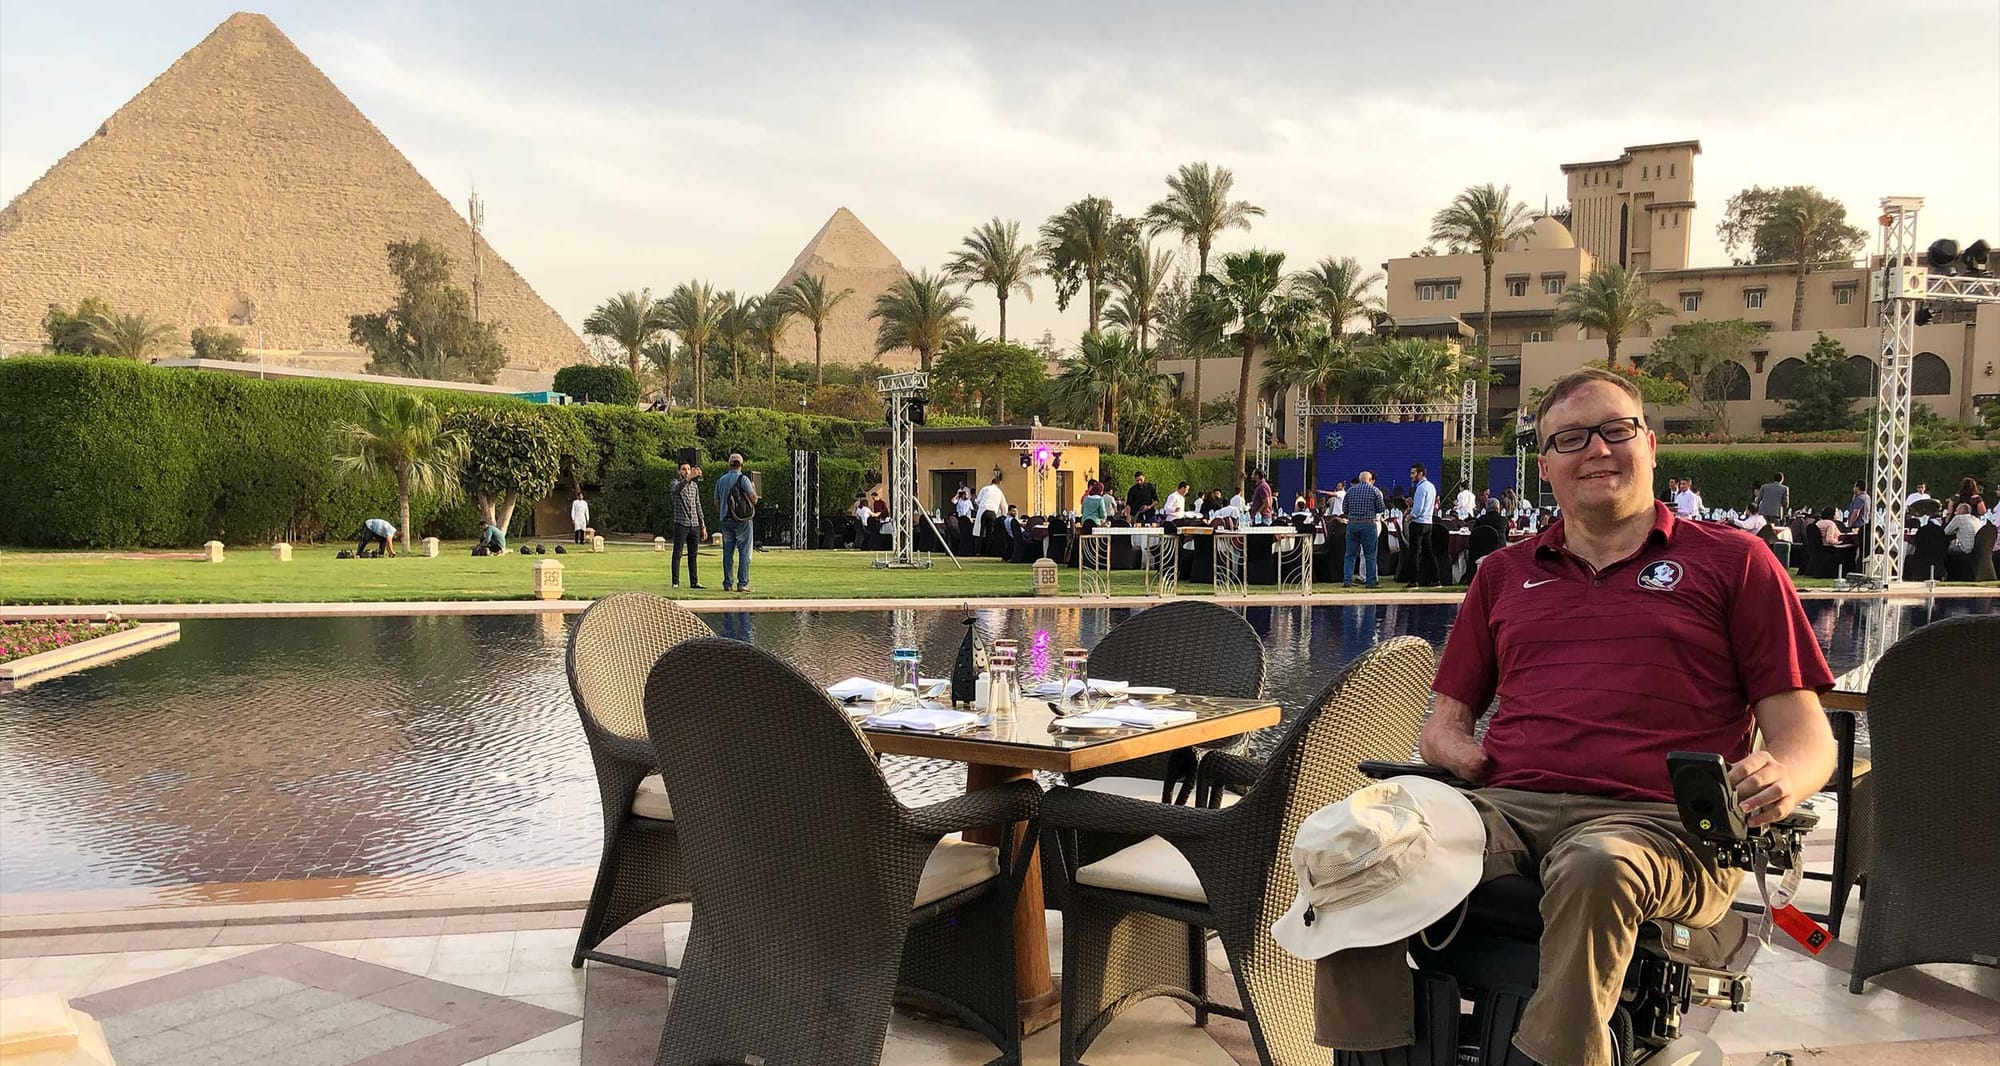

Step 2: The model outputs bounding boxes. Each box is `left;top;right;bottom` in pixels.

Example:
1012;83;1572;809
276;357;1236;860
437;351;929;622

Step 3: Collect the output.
963;762;1062;1035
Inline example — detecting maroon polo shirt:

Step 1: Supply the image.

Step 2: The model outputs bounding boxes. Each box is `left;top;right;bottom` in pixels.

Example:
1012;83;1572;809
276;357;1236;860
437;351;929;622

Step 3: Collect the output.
1434;502;1834;803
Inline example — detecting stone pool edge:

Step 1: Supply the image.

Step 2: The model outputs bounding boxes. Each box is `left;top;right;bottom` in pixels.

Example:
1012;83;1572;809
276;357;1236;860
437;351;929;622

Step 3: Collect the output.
0;622;181;691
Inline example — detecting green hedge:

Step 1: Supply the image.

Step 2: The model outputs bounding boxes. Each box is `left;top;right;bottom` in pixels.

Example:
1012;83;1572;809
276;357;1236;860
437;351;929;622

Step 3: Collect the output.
1099;454;1240;497
552;364;638;407
0;357;898;547
1652;449;1998;513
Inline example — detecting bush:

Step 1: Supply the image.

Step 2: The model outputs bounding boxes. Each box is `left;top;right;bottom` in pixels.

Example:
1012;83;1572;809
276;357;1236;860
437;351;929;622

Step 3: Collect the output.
189;326;247;361
553;364;639;407
1653;448;2000;513
1100;454;1238;498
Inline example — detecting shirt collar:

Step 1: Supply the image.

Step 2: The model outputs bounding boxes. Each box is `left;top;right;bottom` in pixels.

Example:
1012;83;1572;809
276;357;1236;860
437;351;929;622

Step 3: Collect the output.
1535;501;1676;559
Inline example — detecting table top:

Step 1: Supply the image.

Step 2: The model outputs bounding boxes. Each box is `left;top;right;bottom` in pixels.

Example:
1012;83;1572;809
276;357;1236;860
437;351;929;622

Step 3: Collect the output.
861;694;1281;772
1823;660;1874;713
1078;527;1171;538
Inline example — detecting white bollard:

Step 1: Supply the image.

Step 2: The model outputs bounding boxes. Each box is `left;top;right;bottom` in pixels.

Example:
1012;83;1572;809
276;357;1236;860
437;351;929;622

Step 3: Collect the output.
591;535;606;553
421;536;440;558
1032;558;1059;596
204;540;225;563
532;559;565;600
271;543;292;562
653;536;666;552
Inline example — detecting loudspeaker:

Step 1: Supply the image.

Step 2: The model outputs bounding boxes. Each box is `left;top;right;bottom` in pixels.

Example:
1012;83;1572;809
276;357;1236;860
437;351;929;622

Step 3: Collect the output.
679;447;701;467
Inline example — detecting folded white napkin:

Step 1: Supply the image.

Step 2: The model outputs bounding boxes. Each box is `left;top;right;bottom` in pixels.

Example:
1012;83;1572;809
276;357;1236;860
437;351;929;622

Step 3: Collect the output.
1094;703;1197;727
863;706;980;733
826;677;895;702
1029;678;1129;698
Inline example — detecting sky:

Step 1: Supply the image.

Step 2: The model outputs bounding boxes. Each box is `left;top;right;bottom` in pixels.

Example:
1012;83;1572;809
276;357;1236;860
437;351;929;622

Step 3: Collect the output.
4;0;1997;349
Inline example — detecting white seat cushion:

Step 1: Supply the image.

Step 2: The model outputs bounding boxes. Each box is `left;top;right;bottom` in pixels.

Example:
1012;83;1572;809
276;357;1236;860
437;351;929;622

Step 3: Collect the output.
1075;835;1206;904
915;838;1001;907
631;773;674;820
1077;775;1241;807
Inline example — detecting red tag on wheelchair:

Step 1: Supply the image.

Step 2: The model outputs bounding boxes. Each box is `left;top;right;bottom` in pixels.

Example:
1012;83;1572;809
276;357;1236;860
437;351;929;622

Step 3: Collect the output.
1773;904;1831;954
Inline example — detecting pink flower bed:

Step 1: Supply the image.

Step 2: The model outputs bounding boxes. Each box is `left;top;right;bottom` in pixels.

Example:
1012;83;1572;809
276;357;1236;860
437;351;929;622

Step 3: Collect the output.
0;618;139;665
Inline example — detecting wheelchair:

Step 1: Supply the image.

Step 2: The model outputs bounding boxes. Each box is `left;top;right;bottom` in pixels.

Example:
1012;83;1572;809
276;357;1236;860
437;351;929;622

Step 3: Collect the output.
1349;757;1820;1066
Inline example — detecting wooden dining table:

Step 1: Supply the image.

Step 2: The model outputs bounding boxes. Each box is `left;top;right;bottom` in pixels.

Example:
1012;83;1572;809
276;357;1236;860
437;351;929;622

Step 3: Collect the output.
863;693;1281;1034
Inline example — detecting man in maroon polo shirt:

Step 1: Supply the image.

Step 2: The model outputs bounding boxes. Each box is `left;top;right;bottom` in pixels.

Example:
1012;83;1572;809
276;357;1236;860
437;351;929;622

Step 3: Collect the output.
1316;367;1837;1066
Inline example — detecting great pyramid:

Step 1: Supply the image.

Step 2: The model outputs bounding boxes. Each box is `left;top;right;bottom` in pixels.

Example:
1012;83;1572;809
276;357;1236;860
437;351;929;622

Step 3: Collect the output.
771;208;918;371
0;12;582;374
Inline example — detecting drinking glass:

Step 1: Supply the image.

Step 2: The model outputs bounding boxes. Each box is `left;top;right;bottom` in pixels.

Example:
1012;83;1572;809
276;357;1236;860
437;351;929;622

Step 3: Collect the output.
1058;647;1091;711
890;647;922;707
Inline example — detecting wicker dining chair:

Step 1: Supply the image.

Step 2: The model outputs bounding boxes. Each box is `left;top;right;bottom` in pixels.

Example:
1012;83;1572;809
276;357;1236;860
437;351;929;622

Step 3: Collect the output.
1848;614;2000;993
1041;635;1437;1066
567;592;715;975
1072;599;1268;804
644;638;1040;1066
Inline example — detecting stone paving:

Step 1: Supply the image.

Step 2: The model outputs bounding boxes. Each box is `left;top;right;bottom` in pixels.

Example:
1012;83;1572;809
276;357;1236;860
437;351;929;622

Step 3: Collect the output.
2;892;1995;1065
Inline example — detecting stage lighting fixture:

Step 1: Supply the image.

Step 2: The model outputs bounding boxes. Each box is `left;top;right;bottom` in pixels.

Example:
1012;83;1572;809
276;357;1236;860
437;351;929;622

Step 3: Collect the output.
1962;240;1992;277
1019;453;1031;468
1036;446;1052;466
1928;238;1961;275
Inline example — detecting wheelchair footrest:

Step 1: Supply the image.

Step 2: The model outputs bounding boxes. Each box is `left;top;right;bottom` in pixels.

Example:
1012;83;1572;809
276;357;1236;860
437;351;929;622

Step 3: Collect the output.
1685;964;1751;1012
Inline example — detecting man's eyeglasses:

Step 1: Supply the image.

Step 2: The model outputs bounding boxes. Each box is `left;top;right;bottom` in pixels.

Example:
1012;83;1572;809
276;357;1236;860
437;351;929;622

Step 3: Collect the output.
1541;416;1643;454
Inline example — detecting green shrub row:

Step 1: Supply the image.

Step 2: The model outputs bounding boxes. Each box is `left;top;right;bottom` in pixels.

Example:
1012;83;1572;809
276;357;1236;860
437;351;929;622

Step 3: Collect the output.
1098;454;1240;498
1651;448;1999;513
0;357;892;547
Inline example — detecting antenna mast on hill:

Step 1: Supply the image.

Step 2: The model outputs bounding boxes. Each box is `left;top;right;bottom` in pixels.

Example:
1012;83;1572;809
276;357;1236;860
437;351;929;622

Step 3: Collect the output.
468;185;486;322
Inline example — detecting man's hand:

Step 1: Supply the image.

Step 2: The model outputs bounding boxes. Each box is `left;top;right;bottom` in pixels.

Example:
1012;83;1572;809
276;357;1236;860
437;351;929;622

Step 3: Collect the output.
1726;750;1808;828
1417;693;1490;784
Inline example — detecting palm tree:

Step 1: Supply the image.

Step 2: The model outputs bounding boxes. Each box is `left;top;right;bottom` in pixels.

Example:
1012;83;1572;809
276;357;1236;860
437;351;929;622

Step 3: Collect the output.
641;339;674;403
1357;338;1468;418
582;290;670;381
1105;241;1176;354
661;282;725;408
1145;163;1263;418
946;218;1039;342
1429;184;1532;421
715;291;755;388
93;312;177;360
747;295;794;402
871;269;971;373
1262;326;1366;486
773;273;854;387
1293;256;1386;337
1049;330;1163;436
1198;249;1312;482
330;390;468;554
1769;189;1857;332
1553;264;1673;367
1039;197;1134;334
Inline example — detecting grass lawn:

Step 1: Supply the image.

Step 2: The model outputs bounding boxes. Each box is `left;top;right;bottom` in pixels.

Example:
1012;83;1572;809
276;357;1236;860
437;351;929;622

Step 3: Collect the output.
0;540;1873;606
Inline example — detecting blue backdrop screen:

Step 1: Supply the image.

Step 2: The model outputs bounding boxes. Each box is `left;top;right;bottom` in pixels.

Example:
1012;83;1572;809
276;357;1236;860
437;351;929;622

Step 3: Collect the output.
1316;422;1444;497
1487;457;1517;494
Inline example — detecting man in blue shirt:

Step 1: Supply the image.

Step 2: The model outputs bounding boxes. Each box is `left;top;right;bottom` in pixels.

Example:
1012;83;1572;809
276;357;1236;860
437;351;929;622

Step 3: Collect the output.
714;453;759;593
1407;462;1440;586
1341;470;1387;587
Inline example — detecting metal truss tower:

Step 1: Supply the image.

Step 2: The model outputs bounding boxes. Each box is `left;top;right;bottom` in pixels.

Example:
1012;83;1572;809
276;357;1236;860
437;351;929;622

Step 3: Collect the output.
875;372;932;569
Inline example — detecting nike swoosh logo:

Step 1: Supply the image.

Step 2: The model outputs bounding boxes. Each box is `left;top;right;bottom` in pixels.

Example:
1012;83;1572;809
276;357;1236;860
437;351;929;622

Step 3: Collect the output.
1522;578;1559;589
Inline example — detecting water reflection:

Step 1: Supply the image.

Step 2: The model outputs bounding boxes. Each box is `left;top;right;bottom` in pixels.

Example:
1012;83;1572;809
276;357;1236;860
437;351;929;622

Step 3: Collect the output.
0;597;1988;895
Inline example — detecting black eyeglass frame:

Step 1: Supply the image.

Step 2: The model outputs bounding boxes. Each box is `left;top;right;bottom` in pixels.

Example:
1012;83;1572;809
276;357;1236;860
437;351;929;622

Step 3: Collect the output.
1541;416;1645;454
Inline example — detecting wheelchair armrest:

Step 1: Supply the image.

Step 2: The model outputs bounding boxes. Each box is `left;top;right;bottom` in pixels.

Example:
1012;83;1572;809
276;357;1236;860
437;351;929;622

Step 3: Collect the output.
1358;760;1474;789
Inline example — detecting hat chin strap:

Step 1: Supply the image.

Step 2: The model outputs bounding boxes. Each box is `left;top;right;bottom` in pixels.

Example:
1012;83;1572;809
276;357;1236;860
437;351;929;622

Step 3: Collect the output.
1416;896;1471;953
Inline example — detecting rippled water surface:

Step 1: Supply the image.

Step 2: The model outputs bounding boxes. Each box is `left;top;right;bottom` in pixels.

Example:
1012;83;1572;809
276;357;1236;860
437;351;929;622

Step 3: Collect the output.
1;599;1990;894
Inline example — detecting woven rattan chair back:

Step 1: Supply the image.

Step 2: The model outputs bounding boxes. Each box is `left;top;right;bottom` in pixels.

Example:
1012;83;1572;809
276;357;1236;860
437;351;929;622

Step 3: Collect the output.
1974;523;1997;581
643;638;927;1066
569;592;714;748
1214;634;1437;1065
1087;599;1266;697
1849;614;2000;991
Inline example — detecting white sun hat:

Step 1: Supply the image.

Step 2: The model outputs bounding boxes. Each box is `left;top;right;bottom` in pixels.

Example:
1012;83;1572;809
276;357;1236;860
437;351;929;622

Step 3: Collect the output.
1271;776;1485;960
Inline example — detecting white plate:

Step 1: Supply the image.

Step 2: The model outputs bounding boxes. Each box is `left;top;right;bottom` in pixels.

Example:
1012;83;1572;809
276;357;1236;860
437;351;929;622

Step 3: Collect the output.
1051;716;1125;734
1123;685;1176;697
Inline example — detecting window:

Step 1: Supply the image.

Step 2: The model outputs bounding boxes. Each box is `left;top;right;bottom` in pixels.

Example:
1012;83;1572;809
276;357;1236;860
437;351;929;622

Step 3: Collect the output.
1641;166;1649;179
1752;349;1768;373
1543;276;1565;295
1418;284;1435;301
1744;289;1766;309
1526;330;1547;342
1439;282;1460;300
1834;285;1856;305
1913;352;1950;395
1507;278;1527;297
1659;213;1667;228
1669;163;1676;177
1673;213;1680;228
1681;292;1702;312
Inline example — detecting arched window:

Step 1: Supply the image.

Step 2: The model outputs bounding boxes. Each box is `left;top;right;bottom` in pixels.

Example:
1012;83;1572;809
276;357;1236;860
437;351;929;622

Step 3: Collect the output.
1912;352;1951;395
1702;362;1752;401
1765;357;1805;400
1843;356;1877;398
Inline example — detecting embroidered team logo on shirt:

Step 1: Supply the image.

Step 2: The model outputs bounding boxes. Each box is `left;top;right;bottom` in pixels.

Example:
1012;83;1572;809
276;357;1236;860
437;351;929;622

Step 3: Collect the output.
1638;560;1684;591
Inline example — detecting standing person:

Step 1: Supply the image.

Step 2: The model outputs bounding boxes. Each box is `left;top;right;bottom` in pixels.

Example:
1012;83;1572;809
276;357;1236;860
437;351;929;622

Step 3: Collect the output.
1756;472;1790;522
1125;472;1159;522
1249;469;1276;526
1672;477;1700;519
1904;482;1930;507
1329;480;1349;514
1846;480;1872;554
1341;470;1386;588
355;517;397;558
669;461;706;589
1161;481;1189;521
868;491;888;518
569;491;590;545
953;486;976;553
715;453;758;593
1455;482;1477;521
1407;463;1439;586
973;473;1007;538
1312;366;1835;1066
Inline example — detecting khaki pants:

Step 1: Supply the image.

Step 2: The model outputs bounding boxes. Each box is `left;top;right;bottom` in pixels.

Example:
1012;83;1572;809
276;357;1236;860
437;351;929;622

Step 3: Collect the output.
1313;787;1741;1066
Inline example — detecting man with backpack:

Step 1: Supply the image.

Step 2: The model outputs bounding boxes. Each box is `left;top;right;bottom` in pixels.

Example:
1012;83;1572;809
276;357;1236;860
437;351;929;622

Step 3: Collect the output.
715;453;760;593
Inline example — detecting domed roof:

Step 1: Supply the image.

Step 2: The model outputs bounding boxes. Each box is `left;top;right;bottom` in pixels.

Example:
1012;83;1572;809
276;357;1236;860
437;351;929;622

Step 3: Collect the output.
1506;216;1575;252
